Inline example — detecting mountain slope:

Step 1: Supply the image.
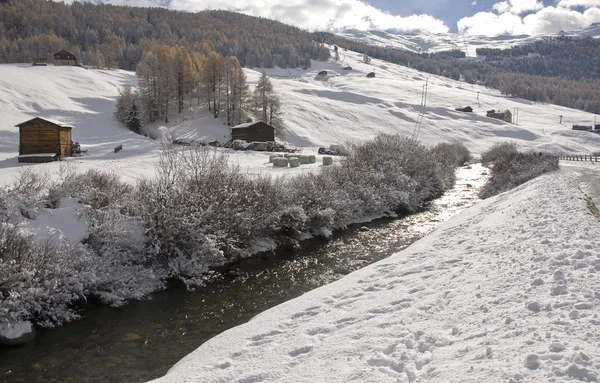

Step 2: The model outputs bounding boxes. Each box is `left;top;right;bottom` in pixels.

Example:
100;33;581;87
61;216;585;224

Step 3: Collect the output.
1;48;600;185
336;23;600;55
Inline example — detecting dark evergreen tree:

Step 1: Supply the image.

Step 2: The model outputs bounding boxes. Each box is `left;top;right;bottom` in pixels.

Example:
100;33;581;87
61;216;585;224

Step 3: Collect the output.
125;100;142;134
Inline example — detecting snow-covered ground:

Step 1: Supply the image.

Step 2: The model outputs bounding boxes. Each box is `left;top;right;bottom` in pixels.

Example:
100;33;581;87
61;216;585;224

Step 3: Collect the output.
150;168;600;383
2;46;600;185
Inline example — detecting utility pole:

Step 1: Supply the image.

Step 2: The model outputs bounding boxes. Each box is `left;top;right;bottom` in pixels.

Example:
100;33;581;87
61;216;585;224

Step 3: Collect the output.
423;78;429;107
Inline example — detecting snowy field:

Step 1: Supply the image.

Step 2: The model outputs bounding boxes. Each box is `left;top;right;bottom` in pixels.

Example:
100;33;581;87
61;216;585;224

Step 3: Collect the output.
2;46;600;185
150;169;600;383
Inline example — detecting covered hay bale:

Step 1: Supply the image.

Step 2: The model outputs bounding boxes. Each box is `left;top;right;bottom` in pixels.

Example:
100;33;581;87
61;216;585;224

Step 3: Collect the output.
277;158;289;167
289;157;300;167
323;156;333;166
299;155;310;164
308;155;316;164
269;154;283;163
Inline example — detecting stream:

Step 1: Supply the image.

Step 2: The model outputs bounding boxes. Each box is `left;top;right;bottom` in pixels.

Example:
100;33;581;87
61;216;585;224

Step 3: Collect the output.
0;165;487;383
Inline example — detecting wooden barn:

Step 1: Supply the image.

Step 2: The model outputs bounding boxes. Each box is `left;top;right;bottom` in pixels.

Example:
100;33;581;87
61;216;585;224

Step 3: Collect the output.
54;49;77;66
32;57;47;66
231;121;275;143
572;124;593;132
16;117;73;163
486;109;512;123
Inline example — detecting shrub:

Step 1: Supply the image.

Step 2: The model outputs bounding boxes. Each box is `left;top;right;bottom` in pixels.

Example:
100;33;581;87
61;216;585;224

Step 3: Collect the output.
481;142;518;166
49;167;133;209
0;224;94;327
480;152;559;198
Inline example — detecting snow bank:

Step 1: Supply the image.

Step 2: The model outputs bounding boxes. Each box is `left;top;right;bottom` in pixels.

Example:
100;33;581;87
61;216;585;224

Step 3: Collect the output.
150;170;600;383
0;321;35;346
26;197;88;242
0;321;32;340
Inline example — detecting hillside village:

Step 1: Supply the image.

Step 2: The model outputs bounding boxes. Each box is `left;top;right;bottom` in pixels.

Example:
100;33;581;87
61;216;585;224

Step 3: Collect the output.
1;1;600;382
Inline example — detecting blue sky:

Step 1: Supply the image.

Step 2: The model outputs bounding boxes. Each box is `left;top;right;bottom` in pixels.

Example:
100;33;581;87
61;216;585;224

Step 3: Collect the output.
366;0;504;31
65;0;600;36
364;0;590;32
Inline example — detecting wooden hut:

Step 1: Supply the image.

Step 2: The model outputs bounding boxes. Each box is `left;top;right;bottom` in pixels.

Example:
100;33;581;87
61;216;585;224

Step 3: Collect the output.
16;117;73;163
53;49;77;66
230;121;275;143
32;58;47;66
486;109;512;123
572;124;593;131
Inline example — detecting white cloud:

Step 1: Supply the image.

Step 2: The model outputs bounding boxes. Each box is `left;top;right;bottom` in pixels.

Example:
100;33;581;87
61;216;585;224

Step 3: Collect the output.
471;1;477;5
458;0;600;36
63;0;449;33
557;0;600;7
492;0;544;14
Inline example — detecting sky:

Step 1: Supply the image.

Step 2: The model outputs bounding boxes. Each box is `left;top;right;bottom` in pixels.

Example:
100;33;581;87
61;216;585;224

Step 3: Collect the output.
67;0;600;36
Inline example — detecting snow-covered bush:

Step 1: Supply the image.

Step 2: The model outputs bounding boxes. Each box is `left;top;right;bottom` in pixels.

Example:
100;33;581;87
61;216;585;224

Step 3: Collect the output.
48;166;133;209
480;151;559;198
0;168;48;221
481;142;518;166
430;142;471;192
1;134;468;324
85;208;165;306
0;224;94;327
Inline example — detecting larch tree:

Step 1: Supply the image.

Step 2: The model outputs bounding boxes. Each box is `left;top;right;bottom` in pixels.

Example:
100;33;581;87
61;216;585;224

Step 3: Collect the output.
253;71;284;139
223;56;249;126
203;50;224;118
172;46;195;113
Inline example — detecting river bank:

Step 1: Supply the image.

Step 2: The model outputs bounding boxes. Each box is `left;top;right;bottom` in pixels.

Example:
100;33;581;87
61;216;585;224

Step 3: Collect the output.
151;168;600;383
0;164;487;383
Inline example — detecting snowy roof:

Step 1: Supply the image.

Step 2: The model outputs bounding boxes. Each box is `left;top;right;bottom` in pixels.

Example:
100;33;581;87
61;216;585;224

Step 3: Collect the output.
15;117;74;129
231;121;262;129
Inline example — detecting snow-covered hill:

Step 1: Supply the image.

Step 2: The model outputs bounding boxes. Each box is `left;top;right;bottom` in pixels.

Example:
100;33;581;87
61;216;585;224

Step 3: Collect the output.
1;47;600;185
150;167;600;383
336;23;600;55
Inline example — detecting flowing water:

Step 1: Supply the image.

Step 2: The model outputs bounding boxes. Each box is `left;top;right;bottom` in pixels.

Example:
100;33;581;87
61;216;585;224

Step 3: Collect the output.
0;165;487;383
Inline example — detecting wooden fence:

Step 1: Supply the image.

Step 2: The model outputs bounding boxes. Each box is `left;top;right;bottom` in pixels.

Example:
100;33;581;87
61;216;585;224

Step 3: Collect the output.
557;154;599;162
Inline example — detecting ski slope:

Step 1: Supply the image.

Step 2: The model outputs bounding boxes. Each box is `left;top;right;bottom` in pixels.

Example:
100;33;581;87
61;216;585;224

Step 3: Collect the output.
1;48;600;186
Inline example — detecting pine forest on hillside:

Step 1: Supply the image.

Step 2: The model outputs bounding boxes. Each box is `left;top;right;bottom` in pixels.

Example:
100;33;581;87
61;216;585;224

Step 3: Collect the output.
0;0;330;69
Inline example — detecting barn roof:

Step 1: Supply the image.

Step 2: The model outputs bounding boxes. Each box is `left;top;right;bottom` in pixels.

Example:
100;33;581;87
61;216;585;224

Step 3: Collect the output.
15;117;74;129
54;49;75;56
231;121;264;129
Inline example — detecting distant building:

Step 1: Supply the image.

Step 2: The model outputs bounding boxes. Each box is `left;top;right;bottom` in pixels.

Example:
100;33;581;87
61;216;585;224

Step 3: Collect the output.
486;109;512;123
572;124;593;132
54;49;77;66
32;57;47;66
456;106;473;113
231;121;275;143
16;117;73;163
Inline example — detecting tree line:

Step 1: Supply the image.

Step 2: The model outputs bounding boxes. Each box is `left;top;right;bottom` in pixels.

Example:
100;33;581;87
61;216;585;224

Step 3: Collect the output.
115;43;284;137
0;0;330;69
